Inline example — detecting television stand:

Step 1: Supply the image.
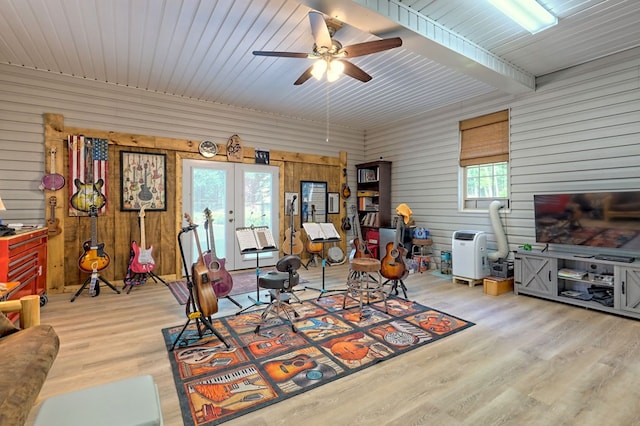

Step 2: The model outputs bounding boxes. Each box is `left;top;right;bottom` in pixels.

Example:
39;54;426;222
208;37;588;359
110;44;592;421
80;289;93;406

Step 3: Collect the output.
514;249;640;320
594;254;635;263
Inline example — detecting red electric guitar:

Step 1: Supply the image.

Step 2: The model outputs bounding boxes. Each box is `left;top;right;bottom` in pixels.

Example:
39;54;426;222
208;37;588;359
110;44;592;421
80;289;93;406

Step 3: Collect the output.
130;204;155;273
203;207;233;298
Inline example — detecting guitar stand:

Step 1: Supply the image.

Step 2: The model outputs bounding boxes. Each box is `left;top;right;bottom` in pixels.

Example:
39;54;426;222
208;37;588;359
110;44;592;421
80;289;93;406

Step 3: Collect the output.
70;273;120;302
171;226;230;351
305;244;346;300
303;252;322;269
122;270;168;294
383;278;409;300
235;247;277;315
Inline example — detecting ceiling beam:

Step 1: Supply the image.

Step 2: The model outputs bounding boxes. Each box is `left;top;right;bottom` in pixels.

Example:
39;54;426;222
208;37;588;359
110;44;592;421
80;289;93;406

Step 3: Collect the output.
299;0;535;94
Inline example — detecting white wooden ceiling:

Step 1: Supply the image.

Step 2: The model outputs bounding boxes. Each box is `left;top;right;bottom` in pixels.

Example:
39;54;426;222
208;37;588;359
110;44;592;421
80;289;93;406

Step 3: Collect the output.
0;0;638;130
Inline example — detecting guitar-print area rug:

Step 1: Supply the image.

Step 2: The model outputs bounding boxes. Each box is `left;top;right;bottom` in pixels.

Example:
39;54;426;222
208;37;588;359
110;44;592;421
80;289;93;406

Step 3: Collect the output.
161;294;474;425
167;269;308;305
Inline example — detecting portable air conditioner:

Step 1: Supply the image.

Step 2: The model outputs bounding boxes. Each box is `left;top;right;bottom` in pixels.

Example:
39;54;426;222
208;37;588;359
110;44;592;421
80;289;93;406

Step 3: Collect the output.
452;231;490;279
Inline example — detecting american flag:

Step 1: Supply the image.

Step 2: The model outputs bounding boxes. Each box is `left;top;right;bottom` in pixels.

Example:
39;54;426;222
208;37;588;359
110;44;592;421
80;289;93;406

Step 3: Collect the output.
68;135;109;216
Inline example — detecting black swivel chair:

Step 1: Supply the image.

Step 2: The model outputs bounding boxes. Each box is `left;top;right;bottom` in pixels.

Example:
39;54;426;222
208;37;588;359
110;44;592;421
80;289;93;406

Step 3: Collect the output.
254;255;302;334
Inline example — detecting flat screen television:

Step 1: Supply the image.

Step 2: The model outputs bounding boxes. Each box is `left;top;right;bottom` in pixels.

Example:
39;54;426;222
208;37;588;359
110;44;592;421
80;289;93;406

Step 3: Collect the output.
533;191;640;250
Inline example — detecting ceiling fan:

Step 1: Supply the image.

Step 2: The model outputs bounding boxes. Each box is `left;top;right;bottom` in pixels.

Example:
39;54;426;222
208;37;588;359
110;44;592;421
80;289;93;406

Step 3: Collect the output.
252;11;403;85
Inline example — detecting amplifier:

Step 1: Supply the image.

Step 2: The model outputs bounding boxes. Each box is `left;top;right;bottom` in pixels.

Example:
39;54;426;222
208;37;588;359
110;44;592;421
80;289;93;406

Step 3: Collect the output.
491;259;514;278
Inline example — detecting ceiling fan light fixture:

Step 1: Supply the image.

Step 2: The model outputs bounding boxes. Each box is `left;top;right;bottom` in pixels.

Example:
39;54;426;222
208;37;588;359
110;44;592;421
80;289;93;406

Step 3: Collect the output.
311;59;327;80
488;0;557;34
326;60;344;82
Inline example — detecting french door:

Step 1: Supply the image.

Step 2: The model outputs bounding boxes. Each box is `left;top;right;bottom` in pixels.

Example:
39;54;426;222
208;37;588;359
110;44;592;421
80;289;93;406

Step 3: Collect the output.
182;159;279;271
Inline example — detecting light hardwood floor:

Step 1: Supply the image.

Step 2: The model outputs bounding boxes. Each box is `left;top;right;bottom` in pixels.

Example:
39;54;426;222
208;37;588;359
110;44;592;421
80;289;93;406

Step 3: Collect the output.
27;263;640;426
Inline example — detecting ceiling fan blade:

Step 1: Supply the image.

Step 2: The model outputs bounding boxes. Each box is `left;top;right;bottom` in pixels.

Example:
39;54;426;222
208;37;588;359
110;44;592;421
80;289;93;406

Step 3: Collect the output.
252;51;309;58
294;66;314;85
341;60;372;83
339;37;403;58
308;11;332;50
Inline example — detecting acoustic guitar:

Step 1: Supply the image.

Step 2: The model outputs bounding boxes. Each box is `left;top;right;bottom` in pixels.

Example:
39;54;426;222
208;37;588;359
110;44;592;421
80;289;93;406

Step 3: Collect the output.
46;196;61;237
78;205;110;272
263;354;317;382
130;204;155;273
282;196;303;255
305;205;323;254
184;213;219;317
340;201;351;232
341;168;351;199
203;207;234;298
380;216;408;280
349;205;370;260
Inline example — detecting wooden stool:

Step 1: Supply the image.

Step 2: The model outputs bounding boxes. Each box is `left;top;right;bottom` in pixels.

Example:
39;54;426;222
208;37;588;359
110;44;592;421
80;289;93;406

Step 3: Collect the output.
343;258;387;317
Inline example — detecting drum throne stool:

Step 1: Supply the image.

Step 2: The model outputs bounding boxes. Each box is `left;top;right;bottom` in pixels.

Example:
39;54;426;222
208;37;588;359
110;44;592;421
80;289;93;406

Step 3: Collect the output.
254;255;302;334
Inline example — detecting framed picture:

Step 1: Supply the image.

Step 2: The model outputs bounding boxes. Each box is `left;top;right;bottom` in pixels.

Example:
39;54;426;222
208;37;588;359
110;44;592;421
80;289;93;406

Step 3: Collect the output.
328;192;340;214
120;151;167;211
284;192;299;215
301;181;327;226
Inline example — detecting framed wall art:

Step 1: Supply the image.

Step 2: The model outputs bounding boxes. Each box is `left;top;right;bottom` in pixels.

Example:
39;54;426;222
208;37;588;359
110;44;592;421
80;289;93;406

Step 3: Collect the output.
120;151;167;211
300;181;327;226
328;192;340;214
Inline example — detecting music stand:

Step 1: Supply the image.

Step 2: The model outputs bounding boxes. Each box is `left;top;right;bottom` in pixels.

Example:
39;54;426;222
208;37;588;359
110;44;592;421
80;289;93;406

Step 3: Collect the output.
234;226;278;315
302;222;345;300
170;225;230;351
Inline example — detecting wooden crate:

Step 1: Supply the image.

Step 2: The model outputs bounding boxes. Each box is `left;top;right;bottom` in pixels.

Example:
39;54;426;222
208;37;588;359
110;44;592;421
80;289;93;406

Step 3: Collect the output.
483;276;514;296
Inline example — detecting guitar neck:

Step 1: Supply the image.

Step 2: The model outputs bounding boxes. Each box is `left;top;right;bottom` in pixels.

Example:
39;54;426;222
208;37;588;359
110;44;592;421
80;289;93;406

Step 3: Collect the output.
91;213;98;247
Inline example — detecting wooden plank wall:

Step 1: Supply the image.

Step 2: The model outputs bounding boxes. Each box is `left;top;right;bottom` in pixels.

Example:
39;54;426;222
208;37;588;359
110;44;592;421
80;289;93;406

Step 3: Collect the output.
44;113;346;294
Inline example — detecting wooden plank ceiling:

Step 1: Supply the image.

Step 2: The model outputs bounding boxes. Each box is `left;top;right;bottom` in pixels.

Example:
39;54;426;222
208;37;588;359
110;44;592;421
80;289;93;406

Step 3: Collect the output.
0;0;638;130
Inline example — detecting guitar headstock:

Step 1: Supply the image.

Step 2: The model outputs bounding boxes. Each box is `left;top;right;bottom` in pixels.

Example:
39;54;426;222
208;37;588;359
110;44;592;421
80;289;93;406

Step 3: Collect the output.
89;205;98;217
184;212;195;227
49;196;57;207
139;204;146;218
204;207;213;222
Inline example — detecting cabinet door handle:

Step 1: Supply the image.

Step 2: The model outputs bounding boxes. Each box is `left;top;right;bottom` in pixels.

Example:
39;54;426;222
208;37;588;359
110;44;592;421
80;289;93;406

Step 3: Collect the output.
622;281;625;294
549;270;551;281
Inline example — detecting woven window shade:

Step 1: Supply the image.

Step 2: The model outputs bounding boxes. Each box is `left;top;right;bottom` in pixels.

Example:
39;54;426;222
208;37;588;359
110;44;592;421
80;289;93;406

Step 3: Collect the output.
460;110;509;167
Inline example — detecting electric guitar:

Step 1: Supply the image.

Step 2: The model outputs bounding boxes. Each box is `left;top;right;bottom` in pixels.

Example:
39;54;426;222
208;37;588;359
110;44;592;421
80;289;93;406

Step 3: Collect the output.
78;205;111;272
203;207;234;298
305;205;323;254
380;216;408;280
184;213;219;317
350;205;370;260
282;196;303;255
46;196;61;236
193;377;266;403
70;139;106;212
130;204;155;273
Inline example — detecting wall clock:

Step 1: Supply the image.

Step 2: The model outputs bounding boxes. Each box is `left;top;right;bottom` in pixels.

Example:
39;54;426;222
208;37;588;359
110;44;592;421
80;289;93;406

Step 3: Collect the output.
198;140;218;158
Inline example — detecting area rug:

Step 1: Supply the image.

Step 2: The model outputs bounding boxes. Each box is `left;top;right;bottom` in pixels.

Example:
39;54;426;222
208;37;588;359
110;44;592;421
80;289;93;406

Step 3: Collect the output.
168;269;308;305
161;294;474;425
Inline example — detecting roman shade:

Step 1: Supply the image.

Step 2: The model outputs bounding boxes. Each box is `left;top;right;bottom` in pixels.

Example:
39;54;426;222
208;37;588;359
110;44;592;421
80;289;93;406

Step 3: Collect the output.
459;110;509;166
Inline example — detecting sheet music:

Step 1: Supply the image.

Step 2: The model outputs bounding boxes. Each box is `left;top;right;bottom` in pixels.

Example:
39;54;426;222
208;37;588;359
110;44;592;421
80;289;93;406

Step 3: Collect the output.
236;226;276;252
303;222;341;241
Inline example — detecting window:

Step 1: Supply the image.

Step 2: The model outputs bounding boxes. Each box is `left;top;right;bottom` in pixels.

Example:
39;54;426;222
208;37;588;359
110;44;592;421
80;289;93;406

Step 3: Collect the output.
459;110;509;210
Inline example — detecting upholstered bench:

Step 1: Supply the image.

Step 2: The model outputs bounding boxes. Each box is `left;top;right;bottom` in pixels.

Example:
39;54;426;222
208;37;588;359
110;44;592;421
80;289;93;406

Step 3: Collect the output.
34;375;163;426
